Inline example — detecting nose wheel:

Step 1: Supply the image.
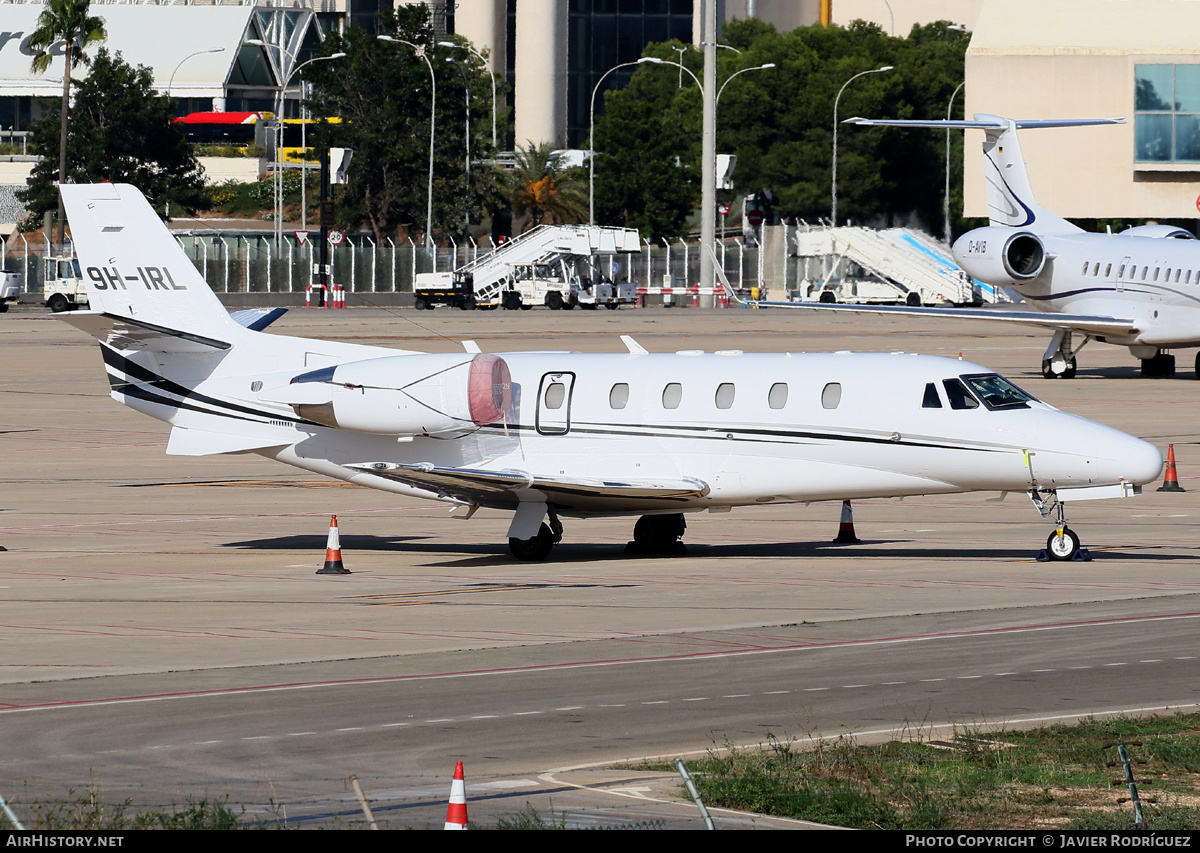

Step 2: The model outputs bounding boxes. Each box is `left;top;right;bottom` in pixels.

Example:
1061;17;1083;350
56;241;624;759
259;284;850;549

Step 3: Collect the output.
1046;527;1081;561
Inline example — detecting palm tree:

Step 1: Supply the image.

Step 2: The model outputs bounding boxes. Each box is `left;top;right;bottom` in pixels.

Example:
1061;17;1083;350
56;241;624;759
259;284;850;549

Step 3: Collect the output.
27;0;107;250
503;142;587;233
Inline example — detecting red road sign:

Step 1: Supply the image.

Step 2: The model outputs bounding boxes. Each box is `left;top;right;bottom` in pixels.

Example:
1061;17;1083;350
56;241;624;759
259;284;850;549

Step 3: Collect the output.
747;209;764;227
294;230;309;246
718;202;731;216
328;230;345;246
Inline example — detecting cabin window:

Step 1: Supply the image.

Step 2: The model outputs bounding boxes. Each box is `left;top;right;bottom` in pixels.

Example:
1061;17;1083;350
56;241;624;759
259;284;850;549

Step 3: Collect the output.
1176;269;1182;283
715;383;735;409
942;378;980;410
922;383;943;408
609;383;629;409
821;382;842;409
662;383;682;409
768;382;788;409
1081;261;1089;275
1105;264;1112;277
1142;267;1149;281
1190;271;1194;284
1154;267;1161;281
1119;264;1126;278
1092;262;1100;276
544;383;566;409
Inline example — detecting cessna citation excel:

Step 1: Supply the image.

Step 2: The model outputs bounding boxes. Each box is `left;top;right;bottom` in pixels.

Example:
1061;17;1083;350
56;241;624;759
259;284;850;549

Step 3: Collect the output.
814;114;1200;379
58;184;1162;561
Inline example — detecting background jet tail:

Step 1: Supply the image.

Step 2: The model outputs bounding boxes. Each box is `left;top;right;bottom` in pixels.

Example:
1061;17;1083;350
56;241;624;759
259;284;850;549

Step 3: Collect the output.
845;114;1123;235
60;183;241;343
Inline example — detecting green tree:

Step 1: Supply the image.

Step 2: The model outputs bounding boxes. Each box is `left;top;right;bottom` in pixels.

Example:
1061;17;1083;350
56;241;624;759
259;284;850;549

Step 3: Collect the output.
592;20;971;240
304;6;506;244
20;48;208;220
503;142;587;232
26;0;107;246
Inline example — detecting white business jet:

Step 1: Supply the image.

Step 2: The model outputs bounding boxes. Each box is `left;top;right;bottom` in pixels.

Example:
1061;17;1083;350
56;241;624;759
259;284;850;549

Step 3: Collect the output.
800;114;1200;379
58;183;1161;561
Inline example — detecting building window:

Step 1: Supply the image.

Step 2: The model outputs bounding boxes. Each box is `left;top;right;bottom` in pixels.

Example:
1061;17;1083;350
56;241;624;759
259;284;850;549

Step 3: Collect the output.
1135;65;1200;162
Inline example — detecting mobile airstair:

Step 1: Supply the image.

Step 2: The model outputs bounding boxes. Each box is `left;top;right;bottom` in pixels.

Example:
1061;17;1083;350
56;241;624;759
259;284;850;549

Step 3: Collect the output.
460;224;641;305
794;225;1003;305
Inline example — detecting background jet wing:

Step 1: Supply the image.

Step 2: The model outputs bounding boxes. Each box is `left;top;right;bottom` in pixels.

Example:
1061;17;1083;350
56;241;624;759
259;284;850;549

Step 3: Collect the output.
348;462;710;512
743;300;1139;337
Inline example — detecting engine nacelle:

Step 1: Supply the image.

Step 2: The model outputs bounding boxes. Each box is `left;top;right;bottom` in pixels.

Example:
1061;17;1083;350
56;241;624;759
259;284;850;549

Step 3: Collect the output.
279;352;512;435
1120;224;1195;240
953;227;1047;284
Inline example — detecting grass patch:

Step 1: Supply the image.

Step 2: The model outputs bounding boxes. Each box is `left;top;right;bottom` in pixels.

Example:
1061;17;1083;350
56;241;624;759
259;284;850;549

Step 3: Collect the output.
1;790;248;830
684;714;1200;830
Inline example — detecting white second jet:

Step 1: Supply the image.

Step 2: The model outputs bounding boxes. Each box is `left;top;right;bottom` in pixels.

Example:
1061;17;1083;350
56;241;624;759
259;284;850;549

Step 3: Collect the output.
794;114;1200;380
57;183;1162;561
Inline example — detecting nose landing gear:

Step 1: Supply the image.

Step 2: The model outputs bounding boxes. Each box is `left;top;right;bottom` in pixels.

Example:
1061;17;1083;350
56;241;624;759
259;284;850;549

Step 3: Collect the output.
1029;489;1090;562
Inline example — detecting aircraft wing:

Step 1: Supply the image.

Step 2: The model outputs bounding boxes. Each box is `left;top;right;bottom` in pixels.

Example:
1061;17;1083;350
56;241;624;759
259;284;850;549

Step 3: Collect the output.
746;300;1139;337
348;462;710;512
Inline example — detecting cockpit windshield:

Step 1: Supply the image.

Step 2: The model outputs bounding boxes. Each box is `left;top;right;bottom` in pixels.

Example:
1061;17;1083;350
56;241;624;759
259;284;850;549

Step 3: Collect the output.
960;373;1037;410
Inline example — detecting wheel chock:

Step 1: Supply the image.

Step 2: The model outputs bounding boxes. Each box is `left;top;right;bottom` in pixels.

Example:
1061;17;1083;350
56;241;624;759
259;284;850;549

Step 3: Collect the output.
1036;549;1050;562
1071;548;1092;562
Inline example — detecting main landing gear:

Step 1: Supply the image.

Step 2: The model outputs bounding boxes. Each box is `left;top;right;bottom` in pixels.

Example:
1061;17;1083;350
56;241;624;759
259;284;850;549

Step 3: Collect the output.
625;513;687;555
506;510;690;560
1041;329;1086;379
1028;488;1088;561
508;510;563;561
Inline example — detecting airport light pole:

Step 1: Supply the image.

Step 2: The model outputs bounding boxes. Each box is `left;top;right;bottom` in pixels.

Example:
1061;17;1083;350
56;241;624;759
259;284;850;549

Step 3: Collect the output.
249;39;345;254
589;56;663;226
945;80;965;245
831;65;893;227
166;47;224;106
715;62;776;110
380;36;436;249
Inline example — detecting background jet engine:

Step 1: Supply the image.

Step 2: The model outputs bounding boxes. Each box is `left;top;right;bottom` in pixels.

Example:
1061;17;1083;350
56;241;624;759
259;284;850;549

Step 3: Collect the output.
280;352;512;435
953;227;1047;284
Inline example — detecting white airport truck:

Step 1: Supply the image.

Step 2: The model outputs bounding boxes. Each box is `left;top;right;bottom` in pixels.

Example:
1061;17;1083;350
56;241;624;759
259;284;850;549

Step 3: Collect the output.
43;255;87;312
0;270;20;312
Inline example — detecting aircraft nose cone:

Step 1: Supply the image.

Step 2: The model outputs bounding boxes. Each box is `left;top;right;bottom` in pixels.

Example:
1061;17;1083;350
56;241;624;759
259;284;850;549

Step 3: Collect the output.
1125;437;1165;486
1036;414;1162;487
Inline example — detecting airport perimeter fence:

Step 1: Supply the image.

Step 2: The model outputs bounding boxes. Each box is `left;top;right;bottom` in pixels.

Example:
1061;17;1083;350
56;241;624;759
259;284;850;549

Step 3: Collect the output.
1;224;800;300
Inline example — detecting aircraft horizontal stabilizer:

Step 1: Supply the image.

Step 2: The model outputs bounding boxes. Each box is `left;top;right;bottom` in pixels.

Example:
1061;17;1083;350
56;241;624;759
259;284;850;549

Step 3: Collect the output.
59;311;232;353
843;117;1125;130
348;462;710;512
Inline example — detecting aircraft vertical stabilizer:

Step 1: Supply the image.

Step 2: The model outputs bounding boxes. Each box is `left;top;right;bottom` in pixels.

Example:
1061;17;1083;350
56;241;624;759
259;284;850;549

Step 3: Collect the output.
60;183;239;341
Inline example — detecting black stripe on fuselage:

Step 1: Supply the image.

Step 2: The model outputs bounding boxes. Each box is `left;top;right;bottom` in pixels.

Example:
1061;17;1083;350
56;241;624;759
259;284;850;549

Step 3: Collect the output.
479;420;1005;453
99;343;318;427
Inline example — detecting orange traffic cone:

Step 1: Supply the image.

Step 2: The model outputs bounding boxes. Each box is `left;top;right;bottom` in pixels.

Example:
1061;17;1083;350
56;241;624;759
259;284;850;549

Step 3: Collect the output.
316;515;350;574
444;761;468;830
832;500;861;544
1158;444;1186;492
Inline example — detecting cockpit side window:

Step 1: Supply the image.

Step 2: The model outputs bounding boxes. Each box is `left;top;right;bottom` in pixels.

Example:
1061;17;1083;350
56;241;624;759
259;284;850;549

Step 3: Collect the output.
922;382;943;408
961;373;1036;410
942;378;980;410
